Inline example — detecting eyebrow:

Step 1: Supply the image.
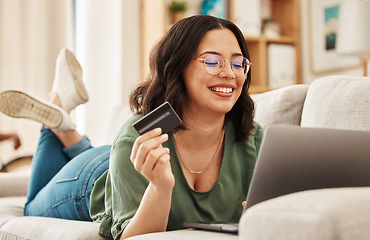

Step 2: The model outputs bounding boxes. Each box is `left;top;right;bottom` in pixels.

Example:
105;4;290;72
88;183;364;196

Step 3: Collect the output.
198;51;244;58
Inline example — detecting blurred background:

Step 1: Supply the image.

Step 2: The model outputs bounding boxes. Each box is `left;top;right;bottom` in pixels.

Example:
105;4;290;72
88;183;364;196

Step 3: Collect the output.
0;0;365;167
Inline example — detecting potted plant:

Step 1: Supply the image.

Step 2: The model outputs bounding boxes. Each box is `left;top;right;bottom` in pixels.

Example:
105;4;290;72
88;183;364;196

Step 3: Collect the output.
169;1;188;24
262;18;280;38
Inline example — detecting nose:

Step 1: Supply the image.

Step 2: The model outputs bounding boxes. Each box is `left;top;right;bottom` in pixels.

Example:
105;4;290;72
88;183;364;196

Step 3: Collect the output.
218;60;235;79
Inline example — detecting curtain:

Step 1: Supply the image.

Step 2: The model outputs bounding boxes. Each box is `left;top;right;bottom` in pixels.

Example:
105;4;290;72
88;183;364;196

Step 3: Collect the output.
0;0;74;164
74;0;140;146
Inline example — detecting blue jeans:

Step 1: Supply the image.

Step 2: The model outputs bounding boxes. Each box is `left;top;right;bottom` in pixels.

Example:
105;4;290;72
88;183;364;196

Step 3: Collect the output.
24;128;110;221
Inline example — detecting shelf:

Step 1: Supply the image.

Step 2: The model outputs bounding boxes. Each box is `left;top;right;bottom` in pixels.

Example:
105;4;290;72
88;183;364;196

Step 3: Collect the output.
249;85;271;94
266;36;295;44
241;0;301;91
245;35;295;45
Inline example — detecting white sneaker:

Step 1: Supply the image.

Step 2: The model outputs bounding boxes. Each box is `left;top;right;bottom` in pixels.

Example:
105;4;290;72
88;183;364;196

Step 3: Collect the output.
0;90;76;130
52;49;88;112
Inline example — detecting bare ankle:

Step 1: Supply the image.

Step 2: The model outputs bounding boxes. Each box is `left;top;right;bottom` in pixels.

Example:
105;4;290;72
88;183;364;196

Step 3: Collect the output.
51;129;83;148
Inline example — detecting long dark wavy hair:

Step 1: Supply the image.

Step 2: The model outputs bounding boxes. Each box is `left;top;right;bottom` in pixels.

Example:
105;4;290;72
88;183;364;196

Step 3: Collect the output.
129;15;255;141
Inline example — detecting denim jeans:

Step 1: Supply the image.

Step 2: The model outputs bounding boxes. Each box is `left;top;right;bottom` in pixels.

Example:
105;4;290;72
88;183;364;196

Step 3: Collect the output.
24;128;110;221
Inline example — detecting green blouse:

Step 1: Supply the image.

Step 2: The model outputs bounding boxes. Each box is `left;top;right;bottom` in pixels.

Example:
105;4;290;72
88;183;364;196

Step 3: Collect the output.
89;114;263;239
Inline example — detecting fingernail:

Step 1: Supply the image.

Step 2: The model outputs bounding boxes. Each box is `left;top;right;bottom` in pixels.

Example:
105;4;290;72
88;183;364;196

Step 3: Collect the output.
161;133;168;140
154;128;162;134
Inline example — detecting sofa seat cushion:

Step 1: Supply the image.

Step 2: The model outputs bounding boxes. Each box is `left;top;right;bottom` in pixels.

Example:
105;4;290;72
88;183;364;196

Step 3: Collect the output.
127;229;238;240
239;187;370;240
301;75;370;131
0;216;108;240
251;84;309;129
0;219;237;240
0;196;26;228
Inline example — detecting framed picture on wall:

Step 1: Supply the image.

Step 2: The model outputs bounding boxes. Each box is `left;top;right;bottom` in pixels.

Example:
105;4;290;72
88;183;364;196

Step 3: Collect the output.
200;0;229;19
309;0;360;74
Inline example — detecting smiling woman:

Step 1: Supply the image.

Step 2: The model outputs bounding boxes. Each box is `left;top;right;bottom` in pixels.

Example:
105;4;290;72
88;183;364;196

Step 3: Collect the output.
0;15;263;240
94;15;264;239
130;15;255;141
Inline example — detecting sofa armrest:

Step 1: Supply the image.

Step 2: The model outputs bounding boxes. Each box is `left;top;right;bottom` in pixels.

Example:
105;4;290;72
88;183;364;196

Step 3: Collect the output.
0;172;30;197
239;187;370;240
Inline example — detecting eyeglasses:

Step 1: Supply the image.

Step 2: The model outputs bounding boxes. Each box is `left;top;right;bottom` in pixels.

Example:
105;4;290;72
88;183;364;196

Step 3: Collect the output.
193;54;252;77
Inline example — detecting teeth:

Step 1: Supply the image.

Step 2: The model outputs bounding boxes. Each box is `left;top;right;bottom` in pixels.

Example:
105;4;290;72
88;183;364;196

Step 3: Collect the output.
210;87;233;93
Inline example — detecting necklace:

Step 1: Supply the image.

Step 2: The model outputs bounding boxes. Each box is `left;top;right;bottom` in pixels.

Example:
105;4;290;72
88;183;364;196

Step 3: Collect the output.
173;131;225;174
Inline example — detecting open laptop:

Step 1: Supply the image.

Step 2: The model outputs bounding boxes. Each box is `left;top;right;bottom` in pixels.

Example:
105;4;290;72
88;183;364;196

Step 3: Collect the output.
184;125;370;234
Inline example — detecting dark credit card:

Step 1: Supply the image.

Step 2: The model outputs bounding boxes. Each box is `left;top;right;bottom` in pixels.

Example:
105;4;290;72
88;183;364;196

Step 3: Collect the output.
132;101;182;135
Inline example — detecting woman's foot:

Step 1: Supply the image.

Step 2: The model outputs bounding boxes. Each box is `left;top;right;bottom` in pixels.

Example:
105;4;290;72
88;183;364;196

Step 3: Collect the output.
0;90;76;130
51;49;88;112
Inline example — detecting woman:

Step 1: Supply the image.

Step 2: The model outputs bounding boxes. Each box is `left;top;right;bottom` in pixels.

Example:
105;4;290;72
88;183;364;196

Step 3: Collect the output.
0;15;263;240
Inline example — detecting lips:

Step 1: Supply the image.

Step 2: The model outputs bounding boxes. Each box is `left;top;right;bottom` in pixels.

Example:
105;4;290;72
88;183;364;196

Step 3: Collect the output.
209;87;233;93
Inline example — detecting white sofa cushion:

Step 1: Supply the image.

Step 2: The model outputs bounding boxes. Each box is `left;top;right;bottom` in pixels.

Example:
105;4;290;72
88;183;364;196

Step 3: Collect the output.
0;218;237;240
127;229;238;240
239;187;370;240
0;195;106;240
0;196;26;228
301;75;370;131
0;216;106;240
251;84;309;129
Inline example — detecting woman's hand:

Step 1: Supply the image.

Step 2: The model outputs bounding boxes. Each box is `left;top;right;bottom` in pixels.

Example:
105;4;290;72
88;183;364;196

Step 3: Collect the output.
130;128;175;192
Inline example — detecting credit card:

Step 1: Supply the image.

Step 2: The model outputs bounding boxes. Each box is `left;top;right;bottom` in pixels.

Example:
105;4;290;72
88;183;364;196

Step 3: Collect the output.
132;101;182;135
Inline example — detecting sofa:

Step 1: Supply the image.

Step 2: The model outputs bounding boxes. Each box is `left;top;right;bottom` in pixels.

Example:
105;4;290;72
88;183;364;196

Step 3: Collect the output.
0;75;369;240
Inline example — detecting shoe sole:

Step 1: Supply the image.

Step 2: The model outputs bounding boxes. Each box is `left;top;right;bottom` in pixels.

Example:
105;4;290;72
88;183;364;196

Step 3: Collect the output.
0;91;63;128
65;50;89;103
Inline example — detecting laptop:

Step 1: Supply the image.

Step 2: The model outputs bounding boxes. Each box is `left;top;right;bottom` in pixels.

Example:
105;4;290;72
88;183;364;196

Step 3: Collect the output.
184;125;370;233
